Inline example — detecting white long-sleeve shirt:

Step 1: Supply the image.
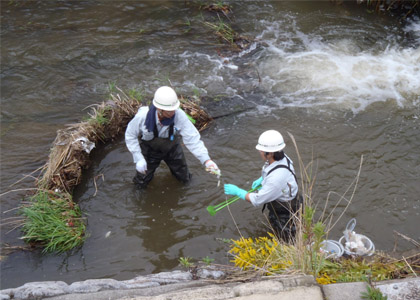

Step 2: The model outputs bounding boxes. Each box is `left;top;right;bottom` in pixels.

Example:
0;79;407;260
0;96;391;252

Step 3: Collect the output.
125;106;210;165
249;156;298;207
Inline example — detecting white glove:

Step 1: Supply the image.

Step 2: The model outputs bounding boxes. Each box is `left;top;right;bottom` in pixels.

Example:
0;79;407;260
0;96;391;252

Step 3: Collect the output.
205;160;220;176
136;159;147;174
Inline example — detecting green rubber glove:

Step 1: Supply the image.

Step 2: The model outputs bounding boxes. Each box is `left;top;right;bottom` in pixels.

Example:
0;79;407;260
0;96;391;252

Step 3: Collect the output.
252;176;263;189
224;184;247;200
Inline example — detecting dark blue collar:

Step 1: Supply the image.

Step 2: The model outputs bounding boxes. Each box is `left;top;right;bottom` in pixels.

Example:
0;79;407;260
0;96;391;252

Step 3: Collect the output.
145;104;175;133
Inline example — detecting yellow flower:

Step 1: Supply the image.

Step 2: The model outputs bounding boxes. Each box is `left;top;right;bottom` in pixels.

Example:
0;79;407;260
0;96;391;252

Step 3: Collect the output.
316;273;336;285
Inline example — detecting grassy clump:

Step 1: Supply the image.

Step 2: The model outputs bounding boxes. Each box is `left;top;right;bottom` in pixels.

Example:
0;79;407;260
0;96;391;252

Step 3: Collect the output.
203;19;253;52
229;233;294;273
204;20;236;45
361;284;388;300
179;256;194;268
319;256;407;284
21;190;86;253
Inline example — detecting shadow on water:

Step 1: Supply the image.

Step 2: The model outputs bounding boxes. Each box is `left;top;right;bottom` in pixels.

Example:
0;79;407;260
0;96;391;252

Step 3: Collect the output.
125;185;189;273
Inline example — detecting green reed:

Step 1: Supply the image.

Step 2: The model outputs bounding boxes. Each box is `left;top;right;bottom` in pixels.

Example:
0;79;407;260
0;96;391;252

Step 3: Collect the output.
21;190;86;253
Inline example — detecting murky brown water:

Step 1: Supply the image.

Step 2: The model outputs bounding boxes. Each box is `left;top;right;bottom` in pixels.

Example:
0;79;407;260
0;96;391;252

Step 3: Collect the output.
1;1;419;289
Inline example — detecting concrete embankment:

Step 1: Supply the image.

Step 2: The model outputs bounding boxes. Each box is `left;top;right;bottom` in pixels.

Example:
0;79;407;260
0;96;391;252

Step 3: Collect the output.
1;269;419;300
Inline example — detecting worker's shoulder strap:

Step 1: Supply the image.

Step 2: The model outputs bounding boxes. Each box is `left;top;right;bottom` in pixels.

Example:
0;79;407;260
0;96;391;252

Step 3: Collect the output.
262;158;297;214
153;123;174;139
266;157;297;183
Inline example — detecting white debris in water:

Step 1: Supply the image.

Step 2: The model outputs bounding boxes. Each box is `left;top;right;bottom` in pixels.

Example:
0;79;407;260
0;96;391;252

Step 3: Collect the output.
73;137;95;154
105;231;111;238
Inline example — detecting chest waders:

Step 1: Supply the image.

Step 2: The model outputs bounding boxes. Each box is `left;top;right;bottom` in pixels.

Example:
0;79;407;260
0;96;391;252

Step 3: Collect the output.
133;124;191;189
263;157;303;242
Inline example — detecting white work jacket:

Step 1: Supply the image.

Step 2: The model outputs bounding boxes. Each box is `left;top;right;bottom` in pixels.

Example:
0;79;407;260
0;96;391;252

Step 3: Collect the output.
125;106;210;165
249;156;298;207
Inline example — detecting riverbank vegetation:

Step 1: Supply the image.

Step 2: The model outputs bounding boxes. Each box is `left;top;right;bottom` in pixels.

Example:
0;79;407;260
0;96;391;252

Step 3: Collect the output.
18;86;212;253
21;190;85;253
228;233;418;284
182;1;256;53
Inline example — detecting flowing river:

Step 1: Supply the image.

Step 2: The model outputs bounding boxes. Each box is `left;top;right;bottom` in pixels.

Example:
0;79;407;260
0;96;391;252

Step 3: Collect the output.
1;1;419;289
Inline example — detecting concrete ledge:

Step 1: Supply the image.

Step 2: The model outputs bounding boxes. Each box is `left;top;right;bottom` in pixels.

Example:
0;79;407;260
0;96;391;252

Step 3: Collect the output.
0;272;320;300
44;275;323;300
1;270;418;300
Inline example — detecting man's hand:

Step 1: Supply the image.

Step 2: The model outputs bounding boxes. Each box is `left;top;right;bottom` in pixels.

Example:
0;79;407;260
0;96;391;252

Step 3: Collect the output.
136;159;147;174
205;159;221;176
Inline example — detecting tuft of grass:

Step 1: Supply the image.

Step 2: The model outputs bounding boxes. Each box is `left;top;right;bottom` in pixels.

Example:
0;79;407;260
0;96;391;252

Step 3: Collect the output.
21;190;86;253
201;256;215;265
361;284;388;300
89;109;109;126
184;18;192;33
108;81;117;93
128;88;143;102
203;19;236;45
192;87;201;101
179;256;194;268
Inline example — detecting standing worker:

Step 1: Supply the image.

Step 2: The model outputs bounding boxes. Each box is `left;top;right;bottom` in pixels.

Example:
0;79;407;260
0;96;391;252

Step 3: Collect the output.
224;130;302;241
125;86;220;188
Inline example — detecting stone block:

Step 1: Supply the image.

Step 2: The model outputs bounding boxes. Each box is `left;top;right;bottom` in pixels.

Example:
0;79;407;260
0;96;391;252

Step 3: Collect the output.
376;277;420;300
322;281;369;300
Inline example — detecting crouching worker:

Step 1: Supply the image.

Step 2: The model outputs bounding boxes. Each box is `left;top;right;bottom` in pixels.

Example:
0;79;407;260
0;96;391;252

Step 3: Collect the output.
125;86;220;188
224;130;303;242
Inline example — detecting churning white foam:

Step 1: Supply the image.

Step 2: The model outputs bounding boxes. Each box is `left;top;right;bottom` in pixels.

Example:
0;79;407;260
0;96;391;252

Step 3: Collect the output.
257;19;420;113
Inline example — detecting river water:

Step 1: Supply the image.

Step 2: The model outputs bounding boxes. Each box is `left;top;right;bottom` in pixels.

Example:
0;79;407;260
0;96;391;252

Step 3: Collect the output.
1;1;419;289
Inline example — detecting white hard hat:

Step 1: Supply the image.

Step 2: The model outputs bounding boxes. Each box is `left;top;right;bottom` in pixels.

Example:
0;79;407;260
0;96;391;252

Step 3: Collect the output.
153;86;180;111
256;130;285;152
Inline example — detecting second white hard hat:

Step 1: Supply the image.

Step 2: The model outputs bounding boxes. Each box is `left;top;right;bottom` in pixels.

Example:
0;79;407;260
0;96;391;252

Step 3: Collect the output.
256;130;285;152
153;86;180;110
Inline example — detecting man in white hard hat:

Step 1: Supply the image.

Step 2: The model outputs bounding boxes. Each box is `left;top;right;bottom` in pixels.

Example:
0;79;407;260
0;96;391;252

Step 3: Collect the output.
224;130;302;241
125;86;220;188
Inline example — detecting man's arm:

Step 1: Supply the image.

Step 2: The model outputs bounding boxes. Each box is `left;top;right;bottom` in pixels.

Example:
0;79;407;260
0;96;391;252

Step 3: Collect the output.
176;109;210;164
125;109;146;163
